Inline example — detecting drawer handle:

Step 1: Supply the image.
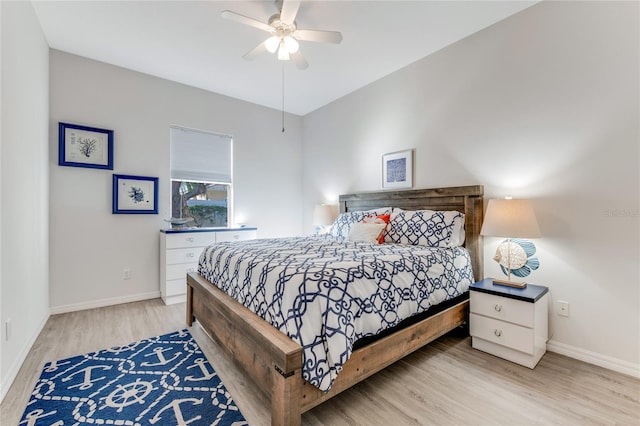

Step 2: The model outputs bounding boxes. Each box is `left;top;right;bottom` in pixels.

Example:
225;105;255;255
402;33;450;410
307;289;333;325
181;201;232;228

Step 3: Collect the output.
186;253;195;258
494;304;503;312
494;329;502;337
233;235;240;240
187;268;195;272
186;237;195;242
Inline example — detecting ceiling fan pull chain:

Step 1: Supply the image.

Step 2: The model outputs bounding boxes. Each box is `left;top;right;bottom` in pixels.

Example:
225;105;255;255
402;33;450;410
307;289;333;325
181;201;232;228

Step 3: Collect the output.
282;62;285;133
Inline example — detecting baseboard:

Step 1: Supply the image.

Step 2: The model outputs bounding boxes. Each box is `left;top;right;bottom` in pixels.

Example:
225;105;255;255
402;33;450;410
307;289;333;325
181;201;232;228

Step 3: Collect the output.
547;339;640;379
1;291;161;403
0;312;49;403
49;291;161;315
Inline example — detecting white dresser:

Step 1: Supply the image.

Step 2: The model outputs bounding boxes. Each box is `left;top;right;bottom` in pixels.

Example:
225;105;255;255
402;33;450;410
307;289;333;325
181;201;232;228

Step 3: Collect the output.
160;227;257;305
469;278;549;368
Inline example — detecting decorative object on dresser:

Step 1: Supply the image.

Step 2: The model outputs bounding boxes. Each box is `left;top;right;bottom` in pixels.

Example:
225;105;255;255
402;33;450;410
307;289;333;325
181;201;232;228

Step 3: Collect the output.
112;174;159;214
312;204;338;234
382;149;413;189
186;185;484;425
469;278;549;368
480;197;541;288
160;227;257;305
58;122;114;170
164;217;191;229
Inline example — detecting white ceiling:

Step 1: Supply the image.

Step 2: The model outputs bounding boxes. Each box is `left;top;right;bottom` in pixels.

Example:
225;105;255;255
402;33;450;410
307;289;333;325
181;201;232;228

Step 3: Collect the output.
32;1;536;116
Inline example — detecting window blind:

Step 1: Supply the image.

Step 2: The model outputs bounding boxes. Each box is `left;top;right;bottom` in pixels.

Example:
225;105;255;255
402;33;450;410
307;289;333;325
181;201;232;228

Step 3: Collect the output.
170;126;232;183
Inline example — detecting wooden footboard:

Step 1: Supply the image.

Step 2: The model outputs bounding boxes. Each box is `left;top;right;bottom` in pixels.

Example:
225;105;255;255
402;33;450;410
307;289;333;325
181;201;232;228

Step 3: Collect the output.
187;271;469;426
187;272;304;425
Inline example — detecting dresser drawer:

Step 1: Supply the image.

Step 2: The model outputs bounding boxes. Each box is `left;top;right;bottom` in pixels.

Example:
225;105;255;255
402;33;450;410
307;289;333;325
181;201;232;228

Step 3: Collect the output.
471;291;534;328
160;228;257;306
165;278;187;298
165;247;205;265
166;263;198;281
215;229;257;243
165;232;216;249
470;313;535;355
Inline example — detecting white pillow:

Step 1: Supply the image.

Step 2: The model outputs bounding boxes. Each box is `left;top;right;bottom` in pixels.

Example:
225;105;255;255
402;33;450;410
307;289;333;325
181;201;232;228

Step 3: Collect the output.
448;214;466;247
348;222;387;243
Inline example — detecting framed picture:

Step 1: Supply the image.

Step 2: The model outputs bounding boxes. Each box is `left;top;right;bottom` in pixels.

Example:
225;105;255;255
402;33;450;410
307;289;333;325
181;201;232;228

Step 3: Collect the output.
382;149;413;189
112;174;158;214
59;122;114;170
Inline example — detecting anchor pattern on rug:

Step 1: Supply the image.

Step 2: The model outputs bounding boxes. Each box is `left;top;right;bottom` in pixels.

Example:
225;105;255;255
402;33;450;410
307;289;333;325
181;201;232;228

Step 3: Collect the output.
19;330;247;425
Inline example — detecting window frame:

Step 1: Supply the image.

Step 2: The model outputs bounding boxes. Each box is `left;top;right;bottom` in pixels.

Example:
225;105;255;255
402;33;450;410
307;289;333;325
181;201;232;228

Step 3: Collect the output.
169;126;233;228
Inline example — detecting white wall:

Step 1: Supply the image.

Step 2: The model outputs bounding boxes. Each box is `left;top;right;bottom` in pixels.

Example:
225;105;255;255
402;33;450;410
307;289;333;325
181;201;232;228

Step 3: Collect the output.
302;1;639;374
49;51;303;312
0;1;50;400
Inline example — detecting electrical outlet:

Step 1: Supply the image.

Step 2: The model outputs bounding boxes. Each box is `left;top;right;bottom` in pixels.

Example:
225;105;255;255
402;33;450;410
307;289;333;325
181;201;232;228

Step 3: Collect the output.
557;301;569;317
123;269;131;280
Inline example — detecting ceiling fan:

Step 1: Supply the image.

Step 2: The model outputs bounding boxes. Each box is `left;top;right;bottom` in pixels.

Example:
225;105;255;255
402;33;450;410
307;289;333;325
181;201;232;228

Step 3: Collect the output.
221;0;343;70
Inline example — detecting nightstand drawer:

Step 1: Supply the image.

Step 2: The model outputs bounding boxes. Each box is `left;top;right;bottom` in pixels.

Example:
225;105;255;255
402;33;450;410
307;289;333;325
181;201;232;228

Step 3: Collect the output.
470;313;535;354
165;247;204;265
470;291;534;327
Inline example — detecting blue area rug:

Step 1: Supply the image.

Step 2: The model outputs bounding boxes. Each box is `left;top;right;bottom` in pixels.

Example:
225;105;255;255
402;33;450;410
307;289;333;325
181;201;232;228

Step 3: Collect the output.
19;329;247;425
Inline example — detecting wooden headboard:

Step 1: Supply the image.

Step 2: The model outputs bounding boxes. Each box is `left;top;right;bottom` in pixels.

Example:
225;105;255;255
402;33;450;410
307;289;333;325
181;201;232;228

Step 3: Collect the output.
339;185;484;282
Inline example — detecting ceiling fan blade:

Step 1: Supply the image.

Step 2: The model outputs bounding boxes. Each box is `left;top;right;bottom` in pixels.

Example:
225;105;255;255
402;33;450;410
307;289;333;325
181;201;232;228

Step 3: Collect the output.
243;41;268;60
279;0;301;25
221;10;272;33
291;50;309;70
294;29;343;44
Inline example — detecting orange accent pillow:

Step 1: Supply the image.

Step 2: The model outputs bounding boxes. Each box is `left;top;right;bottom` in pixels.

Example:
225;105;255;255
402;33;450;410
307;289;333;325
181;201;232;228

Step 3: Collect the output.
363;214;391;244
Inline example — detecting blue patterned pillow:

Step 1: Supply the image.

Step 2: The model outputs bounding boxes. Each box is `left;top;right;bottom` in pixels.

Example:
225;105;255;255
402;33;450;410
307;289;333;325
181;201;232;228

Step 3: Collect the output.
384;209;465;247
329;208;391;238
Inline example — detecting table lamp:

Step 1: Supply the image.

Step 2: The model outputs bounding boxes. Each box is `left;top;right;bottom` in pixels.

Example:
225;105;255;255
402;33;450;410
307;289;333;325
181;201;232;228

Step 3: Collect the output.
313;204;338;234
480;198;541;288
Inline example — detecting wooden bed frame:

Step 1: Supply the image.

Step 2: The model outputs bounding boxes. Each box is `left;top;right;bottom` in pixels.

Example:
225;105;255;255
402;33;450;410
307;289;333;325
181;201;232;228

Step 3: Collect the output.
186;185;484;425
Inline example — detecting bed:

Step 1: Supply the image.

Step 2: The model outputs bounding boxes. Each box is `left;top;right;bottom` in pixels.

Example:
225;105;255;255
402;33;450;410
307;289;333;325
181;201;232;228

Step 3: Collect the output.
186;185;484;425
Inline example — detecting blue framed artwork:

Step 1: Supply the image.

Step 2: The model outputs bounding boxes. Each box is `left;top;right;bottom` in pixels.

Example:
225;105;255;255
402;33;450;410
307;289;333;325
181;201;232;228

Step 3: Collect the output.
59;122;114;170
112;174;158;214
382;149;413;189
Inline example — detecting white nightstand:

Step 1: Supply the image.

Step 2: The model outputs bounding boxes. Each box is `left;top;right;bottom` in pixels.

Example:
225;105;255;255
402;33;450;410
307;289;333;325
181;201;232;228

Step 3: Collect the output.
469;278;549;368
160;227;257;305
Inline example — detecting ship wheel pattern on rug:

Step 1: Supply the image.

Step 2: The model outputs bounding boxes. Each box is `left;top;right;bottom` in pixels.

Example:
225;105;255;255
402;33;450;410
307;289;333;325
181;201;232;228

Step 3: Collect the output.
19;329;247;426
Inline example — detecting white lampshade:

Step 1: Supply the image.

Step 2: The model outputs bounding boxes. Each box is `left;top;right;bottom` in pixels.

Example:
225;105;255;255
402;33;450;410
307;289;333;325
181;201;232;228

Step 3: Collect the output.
313;204;338;226
481;198;541;238
277;43;290;60
265;36;280;53
283;36;299;53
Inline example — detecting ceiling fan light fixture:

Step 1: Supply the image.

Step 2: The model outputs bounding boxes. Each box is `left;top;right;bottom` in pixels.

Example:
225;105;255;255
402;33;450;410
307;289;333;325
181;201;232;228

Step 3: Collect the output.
222;1;342;69
277;43;290;60
283;36;299;53
265;36;281;53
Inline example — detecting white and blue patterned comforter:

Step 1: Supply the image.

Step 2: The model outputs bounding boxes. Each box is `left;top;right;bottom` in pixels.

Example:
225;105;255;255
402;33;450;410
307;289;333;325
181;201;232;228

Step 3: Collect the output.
198;235;473;392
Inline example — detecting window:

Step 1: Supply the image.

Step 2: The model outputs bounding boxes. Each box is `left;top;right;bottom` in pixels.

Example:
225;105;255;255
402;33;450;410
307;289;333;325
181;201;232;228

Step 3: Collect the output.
170;126;232;227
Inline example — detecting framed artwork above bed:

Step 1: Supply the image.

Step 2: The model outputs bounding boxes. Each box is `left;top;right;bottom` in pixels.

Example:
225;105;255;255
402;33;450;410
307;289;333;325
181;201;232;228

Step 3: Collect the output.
382;149;413;189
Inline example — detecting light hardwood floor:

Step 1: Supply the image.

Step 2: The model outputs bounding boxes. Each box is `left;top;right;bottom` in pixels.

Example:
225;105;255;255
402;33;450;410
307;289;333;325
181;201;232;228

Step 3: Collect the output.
1;298;638;425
